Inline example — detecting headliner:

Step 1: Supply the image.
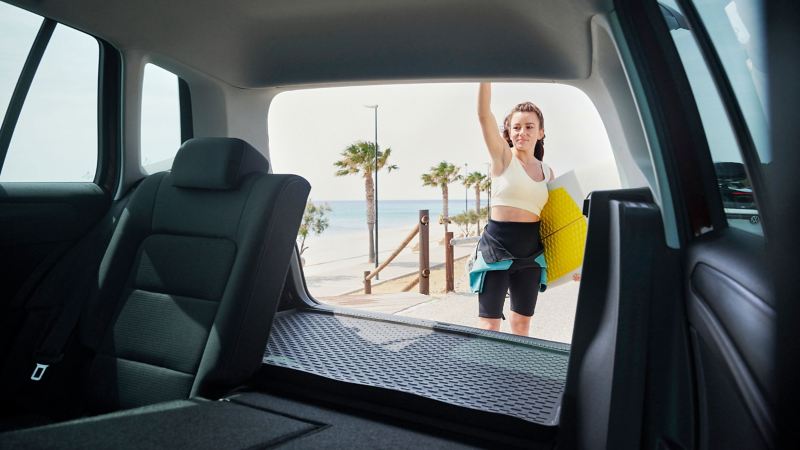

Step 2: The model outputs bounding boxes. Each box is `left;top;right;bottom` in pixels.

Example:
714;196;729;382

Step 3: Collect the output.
8;0;613;88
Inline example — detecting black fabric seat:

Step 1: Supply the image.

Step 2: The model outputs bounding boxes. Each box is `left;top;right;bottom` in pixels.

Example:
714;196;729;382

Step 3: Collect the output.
0;138;310;421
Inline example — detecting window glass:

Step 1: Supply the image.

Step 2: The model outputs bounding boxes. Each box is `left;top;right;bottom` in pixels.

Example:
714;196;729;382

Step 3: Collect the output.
1;21;98;182
269;83;620;342
660;0;763;235
0;3;40;121
693;0;768;163
141;63;181;174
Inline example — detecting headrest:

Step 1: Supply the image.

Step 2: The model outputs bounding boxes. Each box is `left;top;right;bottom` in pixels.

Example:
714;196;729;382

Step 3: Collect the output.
171;138;269;190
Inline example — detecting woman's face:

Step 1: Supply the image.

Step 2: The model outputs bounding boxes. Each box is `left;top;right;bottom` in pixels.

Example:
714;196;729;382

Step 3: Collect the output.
507;111;544;151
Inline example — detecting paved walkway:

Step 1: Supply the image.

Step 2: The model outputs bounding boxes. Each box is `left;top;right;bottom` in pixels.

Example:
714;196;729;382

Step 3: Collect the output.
322;281;580;344
302;237;475;297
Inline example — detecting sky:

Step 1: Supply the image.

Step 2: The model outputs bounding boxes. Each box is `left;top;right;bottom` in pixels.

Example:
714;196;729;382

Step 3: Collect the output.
268;82;618;201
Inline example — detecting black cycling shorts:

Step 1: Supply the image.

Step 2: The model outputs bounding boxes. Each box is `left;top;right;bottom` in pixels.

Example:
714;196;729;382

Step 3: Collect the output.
478;219;542;319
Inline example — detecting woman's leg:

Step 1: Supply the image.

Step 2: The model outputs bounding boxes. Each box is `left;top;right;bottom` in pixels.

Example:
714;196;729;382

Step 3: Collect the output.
478;317;502;332
508;311;533;336
478;270;509;331
508;266;542;337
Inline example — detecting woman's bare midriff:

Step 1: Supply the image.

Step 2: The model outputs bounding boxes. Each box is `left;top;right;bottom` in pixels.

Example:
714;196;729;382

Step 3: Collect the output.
490;205;541;223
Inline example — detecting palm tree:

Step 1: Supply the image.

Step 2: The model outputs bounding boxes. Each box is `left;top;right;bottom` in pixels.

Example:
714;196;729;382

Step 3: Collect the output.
334;141;397;263
462;171;487;233
421;161;461;234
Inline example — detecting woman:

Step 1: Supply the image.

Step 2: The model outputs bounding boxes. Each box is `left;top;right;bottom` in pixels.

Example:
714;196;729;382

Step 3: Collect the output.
472;82;553;337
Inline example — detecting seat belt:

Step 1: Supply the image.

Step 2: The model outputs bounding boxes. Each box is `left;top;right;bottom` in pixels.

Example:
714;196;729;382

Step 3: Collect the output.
0;240;72;363
28;194;132;382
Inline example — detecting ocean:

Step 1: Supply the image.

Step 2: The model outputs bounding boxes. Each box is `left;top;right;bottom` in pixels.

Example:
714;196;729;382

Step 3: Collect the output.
312;199;489;235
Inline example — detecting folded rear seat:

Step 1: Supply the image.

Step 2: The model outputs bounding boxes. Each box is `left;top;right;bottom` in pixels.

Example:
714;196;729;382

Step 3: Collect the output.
0;138;310;425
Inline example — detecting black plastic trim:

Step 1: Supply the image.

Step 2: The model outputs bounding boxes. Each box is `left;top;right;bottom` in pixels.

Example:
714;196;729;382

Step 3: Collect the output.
178;78;194;144
685;226;774;447
767;2;800;449
0;18;55;172
558;188;686;450
688;283;774;446
95;41;122;194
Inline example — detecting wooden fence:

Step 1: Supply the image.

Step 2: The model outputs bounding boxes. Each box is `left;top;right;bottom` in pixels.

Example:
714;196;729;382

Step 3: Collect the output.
363;209;430;295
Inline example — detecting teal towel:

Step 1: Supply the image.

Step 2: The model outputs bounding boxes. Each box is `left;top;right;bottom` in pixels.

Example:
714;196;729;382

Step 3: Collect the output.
469;251;512;293
468;251;549;294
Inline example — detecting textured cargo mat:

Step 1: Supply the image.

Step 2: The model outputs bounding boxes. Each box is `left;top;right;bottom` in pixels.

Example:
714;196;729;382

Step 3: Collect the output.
263;309;570;426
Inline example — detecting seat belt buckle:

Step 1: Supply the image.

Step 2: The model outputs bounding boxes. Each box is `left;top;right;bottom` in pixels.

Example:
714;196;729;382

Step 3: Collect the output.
31;363;49;381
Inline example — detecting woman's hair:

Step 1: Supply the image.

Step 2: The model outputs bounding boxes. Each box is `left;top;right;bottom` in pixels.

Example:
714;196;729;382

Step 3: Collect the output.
502;102;546;161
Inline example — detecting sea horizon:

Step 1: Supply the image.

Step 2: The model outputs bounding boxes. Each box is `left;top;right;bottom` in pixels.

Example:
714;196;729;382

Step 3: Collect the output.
307;198;490;236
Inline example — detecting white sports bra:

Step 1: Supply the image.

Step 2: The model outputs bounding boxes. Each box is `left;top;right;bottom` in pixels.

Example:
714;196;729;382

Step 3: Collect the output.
491;156;550;216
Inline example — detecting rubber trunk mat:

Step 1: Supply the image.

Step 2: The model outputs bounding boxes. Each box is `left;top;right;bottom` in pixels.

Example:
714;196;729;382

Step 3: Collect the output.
263;309;570;425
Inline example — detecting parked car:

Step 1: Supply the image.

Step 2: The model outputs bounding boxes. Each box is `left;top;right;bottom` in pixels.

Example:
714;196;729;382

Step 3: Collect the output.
715;162;754;208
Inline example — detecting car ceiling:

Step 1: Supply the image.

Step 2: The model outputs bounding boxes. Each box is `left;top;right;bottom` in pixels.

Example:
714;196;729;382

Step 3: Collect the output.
8;0;613;88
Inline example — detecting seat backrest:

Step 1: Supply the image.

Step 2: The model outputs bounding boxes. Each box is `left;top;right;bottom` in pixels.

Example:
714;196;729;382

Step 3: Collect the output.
78;138;309;412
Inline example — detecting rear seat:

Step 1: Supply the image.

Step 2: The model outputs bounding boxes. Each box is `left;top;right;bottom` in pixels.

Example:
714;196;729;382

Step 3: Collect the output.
0;138;310;425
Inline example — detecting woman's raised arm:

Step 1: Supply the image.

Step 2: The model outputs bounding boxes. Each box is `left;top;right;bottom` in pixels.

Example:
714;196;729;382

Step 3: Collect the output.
478;82;509;171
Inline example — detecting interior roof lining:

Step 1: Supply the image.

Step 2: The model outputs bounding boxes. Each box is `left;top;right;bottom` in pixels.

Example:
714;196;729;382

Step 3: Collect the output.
7;0;614;89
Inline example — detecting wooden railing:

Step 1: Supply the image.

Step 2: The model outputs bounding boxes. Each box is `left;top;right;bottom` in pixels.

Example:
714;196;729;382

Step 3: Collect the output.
363;210;430;295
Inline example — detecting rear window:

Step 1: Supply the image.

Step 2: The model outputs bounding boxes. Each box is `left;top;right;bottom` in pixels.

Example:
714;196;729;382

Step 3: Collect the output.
141;63;181;174
268;82;621;342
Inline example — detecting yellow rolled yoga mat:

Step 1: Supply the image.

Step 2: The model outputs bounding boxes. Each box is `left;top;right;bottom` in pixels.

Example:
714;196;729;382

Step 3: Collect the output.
539;171;588;286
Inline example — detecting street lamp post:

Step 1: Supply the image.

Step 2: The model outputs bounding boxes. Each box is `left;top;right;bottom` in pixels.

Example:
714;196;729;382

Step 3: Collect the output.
365;104;379;277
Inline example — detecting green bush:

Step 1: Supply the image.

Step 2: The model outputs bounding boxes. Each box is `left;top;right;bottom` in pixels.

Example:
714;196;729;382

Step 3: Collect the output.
297;201;331;255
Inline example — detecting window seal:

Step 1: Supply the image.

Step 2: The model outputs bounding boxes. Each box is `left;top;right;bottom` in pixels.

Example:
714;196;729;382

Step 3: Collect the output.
0;18;55;172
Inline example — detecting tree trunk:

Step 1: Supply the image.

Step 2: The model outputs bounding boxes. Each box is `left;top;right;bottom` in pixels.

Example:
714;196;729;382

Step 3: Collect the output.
475;186;482;234
365;172;376;263
442;184;449;234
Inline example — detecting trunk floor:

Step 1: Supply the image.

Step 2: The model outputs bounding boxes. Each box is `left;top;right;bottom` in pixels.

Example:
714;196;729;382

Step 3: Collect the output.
263;308;570;426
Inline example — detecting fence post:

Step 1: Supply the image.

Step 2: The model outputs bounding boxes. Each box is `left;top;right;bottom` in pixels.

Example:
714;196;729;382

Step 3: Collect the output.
363;270;372;294
445;231;454;292
419;209;430;295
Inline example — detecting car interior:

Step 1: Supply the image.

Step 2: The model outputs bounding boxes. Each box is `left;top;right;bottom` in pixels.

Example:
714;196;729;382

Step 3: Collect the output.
0;0;796;449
